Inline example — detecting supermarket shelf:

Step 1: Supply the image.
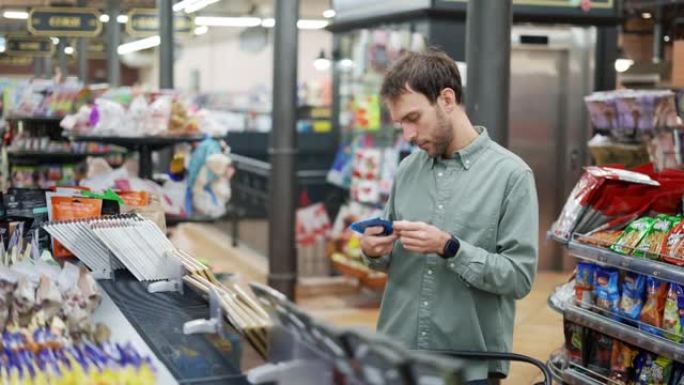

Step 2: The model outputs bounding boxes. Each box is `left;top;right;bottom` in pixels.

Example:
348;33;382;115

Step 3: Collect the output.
7;150;125;163
568;240;684;285
69;134;216;150
564;304;684;362
547;230;569;245
562;368;605;385
165;213;223;226
6;115;62;124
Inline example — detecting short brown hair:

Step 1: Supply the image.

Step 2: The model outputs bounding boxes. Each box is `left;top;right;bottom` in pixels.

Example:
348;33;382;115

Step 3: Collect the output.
380;48;463;105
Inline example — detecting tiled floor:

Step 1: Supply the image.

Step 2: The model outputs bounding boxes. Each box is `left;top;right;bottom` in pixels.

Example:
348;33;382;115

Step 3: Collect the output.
171;222;570;385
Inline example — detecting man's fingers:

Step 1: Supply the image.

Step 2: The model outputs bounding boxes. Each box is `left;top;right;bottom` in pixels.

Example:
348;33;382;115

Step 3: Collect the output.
392;220;426;232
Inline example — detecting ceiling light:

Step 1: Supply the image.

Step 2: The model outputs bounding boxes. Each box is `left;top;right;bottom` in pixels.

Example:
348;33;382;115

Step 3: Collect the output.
322;9;336;18
118;35;160;55
641;12;652;19
50;37;60;45
338;58;354;71
100;14;110;22
297;19;328;30
194;16;261;27
313;50;331;71
173;0;196;12
261;18;275;28
614;58;634;73
664;35;671;42
2;10;29;20
184;0;219;13
117;15;128;23
193;25;208;35
64;46;74;55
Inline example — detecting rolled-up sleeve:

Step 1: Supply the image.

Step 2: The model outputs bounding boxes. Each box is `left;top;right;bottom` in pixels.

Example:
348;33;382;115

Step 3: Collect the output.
447;169;539;299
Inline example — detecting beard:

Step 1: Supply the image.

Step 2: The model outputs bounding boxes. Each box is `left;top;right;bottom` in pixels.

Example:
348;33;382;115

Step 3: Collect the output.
427;107;454;158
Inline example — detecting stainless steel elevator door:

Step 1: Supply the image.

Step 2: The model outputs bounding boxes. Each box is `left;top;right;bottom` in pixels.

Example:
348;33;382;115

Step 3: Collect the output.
508;47;568;271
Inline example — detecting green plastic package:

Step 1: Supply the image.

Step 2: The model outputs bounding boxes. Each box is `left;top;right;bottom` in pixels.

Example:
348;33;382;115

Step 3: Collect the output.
611;217;655;255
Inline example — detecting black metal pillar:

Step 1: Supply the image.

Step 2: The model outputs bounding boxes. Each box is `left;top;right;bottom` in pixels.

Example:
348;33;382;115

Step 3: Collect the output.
139;145;153;179
78;0;89;83
106;0;121;86
653;6;663;63
595;26;618;91
158;0;174;89
57;40;68;77
268;0;299;300
465;0;512;146
43;57;53;78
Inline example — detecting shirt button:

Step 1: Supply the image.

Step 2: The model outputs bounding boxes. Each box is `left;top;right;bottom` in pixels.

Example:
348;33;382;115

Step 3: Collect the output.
423;301;429;306
449;263;455;268
438;172;443;177
427;269;433;275
438;205;443;210
421;331;426;336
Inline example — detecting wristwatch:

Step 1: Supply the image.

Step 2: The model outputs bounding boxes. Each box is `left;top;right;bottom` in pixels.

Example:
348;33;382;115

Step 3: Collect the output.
441;235;460;259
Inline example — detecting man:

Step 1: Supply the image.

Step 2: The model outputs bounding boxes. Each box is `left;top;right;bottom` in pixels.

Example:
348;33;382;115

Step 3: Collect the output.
360;48;539;385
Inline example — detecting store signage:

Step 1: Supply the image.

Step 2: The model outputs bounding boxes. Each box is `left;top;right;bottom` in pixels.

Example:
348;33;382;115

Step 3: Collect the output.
437;0;613;7
5;36;54;57
126;8;193;37
28;7;102;37
87;40;107;59
0;55;33;66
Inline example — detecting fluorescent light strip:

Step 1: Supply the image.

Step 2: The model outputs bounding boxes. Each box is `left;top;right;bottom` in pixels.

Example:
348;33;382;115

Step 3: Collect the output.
173;0;199;12
297;19;329;29
3;10;29;20
194;16;328;30
184;0;220;14
117;14;128;23
100;14;110;22
118;35;160;55
194;25;209;35
194;16;261;27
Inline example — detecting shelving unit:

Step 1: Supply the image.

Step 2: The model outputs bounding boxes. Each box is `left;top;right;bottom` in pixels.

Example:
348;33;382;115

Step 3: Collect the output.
550;236;684;384
7;150;125;164
568;239;684;285
69;134;219;179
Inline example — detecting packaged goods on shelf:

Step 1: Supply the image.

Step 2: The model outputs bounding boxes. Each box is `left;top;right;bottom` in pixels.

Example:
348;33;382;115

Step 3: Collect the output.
2;79;90;118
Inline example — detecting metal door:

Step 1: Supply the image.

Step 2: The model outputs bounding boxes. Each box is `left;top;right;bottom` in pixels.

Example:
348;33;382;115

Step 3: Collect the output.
508;26;595;271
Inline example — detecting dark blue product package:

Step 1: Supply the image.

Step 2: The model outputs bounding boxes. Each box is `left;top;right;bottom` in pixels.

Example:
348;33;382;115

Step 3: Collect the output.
594;267;621;319
619;273;647;322
576;262;596;308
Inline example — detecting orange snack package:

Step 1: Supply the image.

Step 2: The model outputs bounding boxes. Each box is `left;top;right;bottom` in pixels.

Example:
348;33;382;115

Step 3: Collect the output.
50;196;102;258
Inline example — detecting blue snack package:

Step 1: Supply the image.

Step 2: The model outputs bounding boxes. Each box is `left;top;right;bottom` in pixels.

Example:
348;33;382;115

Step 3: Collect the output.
594;267;621;318
576;262;595;289
350;217;393;236
619;273;647;322
663;284;684;342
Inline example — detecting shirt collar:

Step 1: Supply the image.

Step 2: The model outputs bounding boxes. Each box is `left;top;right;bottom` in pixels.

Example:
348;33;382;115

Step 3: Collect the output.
431;126;490;170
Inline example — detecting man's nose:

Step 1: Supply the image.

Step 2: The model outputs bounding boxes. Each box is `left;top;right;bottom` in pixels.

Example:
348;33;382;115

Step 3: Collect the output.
402;124;416;142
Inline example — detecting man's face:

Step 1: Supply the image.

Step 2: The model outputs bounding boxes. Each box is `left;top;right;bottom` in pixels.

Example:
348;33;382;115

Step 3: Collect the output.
388;89;453;158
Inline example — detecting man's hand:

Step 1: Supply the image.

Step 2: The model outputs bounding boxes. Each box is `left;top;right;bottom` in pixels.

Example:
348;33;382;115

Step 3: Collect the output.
393;220;451;255
360;226;398;258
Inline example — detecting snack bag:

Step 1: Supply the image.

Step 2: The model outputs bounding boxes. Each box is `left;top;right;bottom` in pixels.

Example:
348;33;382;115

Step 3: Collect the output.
663;283;684;342
609;341;639;385
640;277;669;337
49;196;102;258
619;273;646;322
637;355;673;385
576;262;596;307
635;215;678;259
611;217;656;255
564;320;585;365
587;332;614;377
663;220;684;265
594;267;621;318
578;230;623;248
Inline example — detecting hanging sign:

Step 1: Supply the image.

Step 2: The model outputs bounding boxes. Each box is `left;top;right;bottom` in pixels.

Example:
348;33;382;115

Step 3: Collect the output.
0;55;33;66
5;35;54;57
28;7;102;37
126;8;194;37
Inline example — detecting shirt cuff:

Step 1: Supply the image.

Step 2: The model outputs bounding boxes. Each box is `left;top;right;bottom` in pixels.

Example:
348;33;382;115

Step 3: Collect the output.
446;238;486;286
361;251;390;272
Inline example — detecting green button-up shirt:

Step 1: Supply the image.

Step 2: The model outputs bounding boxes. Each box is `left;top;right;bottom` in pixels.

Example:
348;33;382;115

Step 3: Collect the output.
364;126;539;382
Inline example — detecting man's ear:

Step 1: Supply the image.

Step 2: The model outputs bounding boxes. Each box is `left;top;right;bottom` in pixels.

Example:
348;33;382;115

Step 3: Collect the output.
438;88;457;112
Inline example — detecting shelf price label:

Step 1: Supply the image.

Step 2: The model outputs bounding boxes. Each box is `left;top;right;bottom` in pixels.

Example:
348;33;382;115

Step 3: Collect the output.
126;8;193;37
5;35;54;57
28;7;102;37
